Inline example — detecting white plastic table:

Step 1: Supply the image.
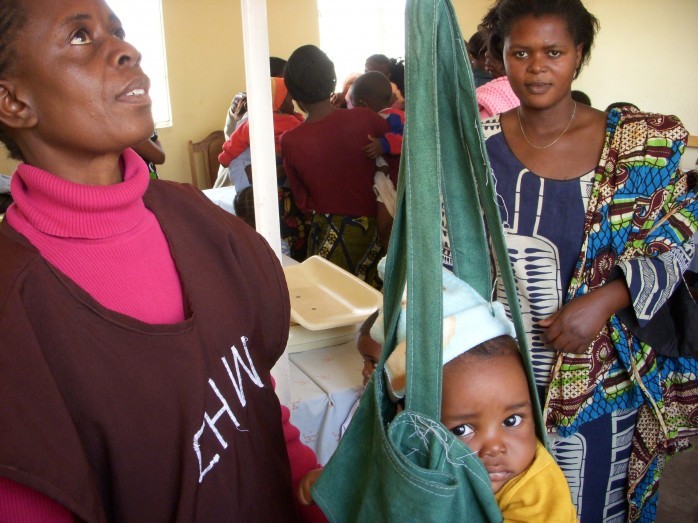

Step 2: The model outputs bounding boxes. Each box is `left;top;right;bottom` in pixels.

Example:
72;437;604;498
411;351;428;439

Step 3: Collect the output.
289;340;364;465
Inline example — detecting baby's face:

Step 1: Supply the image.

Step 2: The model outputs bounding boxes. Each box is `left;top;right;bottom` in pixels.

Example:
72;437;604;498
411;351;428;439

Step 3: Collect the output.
441;351;537;493
357;333;382;386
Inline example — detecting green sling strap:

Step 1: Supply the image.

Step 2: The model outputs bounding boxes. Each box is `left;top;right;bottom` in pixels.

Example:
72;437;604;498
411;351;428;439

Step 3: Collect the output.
311;0;545;520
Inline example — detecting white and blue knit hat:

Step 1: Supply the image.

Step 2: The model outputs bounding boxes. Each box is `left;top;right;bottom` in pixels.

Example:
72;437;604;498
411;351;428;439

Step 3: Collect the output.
370;261;516;401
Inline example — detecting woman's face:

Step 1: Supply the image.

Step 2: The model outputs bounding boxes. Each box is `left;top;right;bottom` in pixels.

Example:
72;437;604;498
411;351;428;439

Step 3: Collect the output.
503;14;582;111
484;47;506;79
5;0;154;162
469;46;487;72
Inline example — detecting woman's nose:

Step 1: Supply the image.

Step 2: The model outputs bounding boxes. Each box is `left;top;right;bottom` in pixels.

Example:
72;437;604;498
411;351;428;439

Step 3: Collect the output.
111;39;142;68
527;53;544;73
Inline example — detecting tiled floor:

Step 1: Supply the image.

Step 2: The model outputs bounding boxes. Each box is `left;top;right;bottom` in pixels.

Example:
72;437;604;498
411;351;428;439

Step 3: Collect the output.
655;436;698;522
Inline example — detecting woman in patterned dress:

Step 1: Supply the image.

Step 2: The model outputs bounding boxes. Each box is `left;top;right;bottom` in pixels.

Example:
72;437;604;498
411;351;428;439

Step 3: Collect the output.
480;1;698;521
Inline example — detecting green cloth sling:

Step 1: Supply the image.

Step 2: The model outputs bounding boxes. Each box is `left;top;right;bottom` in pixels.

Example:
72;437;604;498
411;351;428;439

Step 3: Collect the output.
311;0;545;520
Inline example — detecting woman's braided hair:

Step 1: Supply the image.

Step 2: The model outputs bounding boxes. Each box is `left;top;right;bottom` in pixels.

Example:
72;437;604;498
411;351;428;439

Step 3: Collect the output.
0;0;28;160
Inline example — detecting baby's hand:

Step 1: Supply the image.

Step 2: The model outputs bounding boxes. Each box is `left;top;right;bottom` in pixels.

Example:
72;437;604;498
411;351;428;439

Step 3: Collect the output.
363;135;384;160
297;467;323;505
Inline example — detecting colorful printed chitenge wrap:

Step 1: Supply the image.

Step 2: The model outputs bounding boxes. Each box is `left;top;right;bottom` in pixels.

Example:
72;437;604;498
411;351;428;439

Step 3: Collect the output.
306;212;383;288
545;107;698;521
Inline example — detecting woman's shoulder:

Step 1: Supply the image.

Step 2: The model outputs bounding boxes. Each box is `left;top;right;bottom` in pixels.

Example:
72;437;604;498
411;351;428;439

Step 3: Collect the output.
0;221;52;307
273;112;303;131
608;107;688;145
343;106;380;118
146;181;280;242
274;112;302;123
143;181;286;288
144;181;242;234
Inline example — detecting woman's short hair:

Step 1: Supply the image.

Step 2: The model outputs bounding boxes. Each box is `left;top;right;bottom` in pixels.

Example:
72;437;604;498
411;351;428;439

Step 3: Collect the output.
0;0;28;160
284;45;336;104
468;31;488;59
479;0;599;79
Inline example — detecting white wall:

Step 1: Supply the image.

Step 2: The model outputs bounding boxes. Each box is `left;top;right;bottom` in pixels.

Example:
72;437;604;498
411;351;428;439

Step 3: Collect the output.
573;0;698;136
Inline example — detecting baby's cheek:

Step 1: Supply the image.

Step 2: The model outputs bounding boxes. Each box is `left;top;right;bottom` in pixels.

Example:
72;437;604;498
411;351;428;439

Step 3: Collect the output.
516;435;539;474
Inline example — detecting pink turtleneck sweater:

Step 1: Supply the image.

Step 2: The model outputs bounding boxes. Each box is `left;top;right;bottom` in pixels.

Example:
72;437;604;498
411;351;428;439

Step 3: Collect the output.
1;150;325;523
6;148;184;324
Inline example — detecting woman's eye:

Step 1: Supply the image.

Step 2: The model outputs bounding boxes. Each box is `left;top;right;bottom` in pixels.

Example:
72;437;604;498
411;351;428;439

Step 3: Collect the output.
548;50;562;58
514;51;527;59
114;27;126;40
70;29;92;45
450;424;474;438
503;414;523;428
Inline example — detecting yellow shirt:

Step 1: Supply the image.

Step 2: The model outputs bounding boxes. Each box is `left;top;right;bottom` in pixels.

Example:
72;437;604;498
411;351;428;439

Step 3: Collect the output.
495;442;577;523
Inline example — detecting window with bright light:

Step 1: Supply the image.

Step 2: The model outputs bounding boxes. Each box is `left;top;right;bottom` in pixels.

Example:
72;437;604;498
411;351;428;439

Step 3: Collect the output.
317;0;406;91
110;0;172;127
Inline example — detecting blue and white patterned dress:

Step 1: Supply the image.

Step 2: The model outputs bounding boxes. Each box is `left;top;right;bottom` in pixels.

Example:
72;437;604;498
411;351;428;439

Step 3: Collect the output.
475;109;698;523
481;115;637;523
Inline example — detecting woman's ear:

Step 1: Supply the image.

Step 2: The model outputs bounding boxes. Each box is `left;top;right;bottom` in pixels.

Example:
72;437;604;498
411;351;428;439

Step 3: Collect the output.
0;82;37;129
575;43;584;70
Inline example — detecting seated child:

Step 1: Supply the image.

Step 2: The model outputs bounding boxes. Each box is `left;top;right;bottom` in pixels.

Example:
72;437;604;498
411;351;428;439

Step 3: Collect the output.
218;77;303;189
373;269;577;523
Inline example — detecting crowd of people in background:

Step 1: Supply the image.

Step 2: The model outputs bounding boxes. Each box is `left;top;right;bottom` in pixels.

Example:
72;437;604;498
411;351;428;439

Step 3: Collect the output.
216;48;407;286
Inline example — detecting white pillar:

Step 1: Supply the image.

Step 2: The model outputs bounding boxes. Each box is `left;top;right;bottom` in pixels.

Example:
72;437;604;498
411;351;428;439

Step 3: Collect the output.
240;0;282;261
240;0;290;406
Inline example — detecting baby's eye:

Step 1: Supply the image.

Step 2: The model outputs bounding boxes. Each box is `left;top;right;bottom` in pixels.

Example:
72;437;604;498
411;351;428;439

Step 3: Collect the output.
70;29;92;45
450;424;474;438
503;414;523;428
